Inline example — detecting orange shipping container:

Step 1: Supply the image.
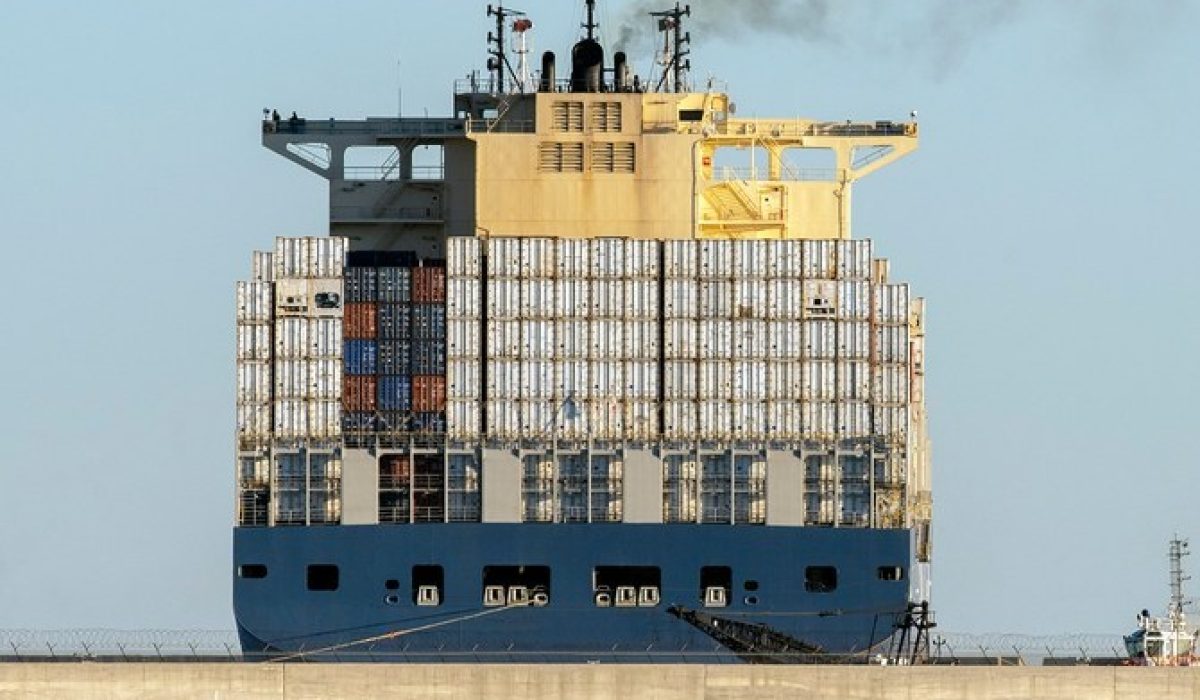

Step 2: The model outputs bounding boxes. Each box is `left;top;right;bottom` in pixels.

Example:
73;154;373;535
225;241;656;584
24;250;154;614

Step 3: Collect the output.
412;374;447;412
344;302;378;339
412;266;446;304
343;375;378;412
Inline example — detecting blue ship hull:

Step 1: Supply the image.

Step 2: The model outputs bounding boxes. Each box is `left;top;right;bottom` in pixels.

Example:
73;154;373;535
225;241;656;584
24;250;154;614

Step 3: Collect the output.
234;524;915;662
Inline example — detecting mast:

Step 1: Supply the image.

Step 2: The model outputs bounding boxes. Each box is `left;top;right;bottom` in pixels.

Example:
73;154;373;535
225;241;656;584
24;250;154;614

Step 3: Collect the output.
583;0;598;41
651;4;691;93
487;5;528;93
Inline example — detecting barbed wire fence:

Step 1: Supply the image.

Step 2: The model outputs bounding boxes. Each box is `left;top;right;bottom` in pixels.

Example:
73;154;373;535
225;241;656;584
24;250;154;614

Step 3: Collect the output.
0;630;1130;664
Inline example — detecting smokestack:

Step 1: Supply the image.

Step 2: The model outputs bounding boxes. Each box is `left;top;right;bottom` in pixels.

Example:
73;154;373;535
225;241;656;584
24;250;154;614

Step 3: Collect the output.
613;51;630;92
540;51;556;92
570;38;604;93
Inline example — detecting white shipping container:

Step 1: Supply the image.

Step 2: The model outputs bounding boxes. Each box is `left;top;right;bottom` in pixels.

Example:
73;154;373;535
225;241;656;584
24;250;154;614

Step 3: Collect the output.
698;240;733;278
801;360;836;401
486;399;521;439
624;239;660;279
251;251;274;282
732;400;766;439
663;400;697;439
767;278;804;320
486;320;521;359
590;399;625;440
766;400;802;440
308;400;342;437
237;362;272;404
448;358;481;399
732;360;768;401
519;320;555;359
448;319;481;358
591;360;624;398
520;359;555;399
731;240;769;278
767;321;803;360
447;278;481;319
487;238;523;278
874;283;911;325
519;279;555;319
836;360;871;401
556;320;589;359
624;360;659;399
872;364;909;404
309;318;343;358
664;319;697;359
236;281;273;323
274;359;308;399
699;360;732;399
589;319;624;359
447;236;481;278
801;240;835;279
625;399;657;440
521;399;555;435
555;278;591;318
236;402;272;439
556;359;590;400
835;239;872;280
663;360;697;399
837;401;870;437
802;279;838;317
698;399;731;439
698;280;732;318
591;238;626;279
733;278;769;318
836;281;871;320
802;320;837;359
556;396;589;439
802;401;836;438
590;279;625;317
308;358;342;400
555;239;591;279
767;240;804;279
623;320;659;360
237;324;271;361
447;399;481;439
519;238;556;278
273;237;308;279
625;279;658;319
664;240;698;278
273;398;309;438
663;278;698;318
875;404;909;439
274;318;308;359
487;359;522;399
837;321;871;360
309;237;347;279
766;360;803;401
875;326;910;363
698;319;732;358
732;319;767;359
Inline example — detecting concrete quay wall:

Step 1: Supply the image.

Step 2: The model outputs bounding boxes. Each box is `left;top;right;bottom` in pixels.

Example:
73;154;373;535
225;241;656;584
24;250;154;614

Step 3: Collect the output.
1;663;1199;699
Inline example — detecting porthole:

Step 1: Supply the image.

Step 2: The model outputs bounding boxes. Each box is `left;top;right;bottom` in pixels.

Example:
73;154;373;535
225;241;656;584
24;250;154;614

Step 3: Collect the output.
385;594;401;606
744;595;759;605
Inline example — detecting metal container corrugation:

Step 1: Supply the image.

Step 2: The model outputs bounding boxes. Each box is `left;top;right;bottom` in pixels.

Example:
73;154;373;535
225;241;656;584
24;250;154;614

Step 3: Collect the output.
624;360;658;399
411;339;446;374
309;318;343;358
486;278;521;319
874;325;910;363
766;361;802;400
236;362;272;404
412;304;447;339
555;320;589;359
377;267;412;304
556;397;589;440
273;399;309;437
732;278;769;319
412;375;447;412
555;239;591;279
732;320;767;359
412;266;446;304
448;358;481;399
698;280;732;318
487;320;521;358
767;321;803;360
273;237;308;279
237;324;271;361
767;240;804;279
625;279;658;318
446;278;480;319
236;402;272;438
556;359;590;400
591;361;624;398
836;321;870;360
345;267;378;303
836;360;870;401
834;239;872;280
555;278;590;318
412;411;447;434
698;319;732;358
698;360;731;399
236;281;273;323
274;318;308;358
590;279;625;317
274;358;308;398
802;320;837;359
664;360;697;399
664;240;698;278
664;319;697;359
308;358;342;400
308;400;342;438
698;399;731;439
448;399;480;439
623;320;659;360
521;399;554;436
802;401;836;438
732;400;766;439
519;319;555;359
801;360;835;401
487;359;521;399
447;236;481;278
378;375;412;410
519;238;556;278
343;340;378;375
486;399;521;439
872;364;909;404
800;240;835;279
378;304;411;340
343;375;378;412
519;279;555;318
343;302;378;340
732;240;769;278
874;283;910;325
836;281;871;320
766;400;801;440
663;278;698;318
663;400;697;438
309;237;348;278
625;399;657;439
591;238;626;279
590;399;625;440
767;278;804;319
698;240;733;278
732;360;767;400
446;319;480;358
874;404;909;439
487;238;523;278
342;411;375;433
837;401;871;437
589;319;624;360
520;359;555;400
378;339;411;375
624;240;660;279
251;251;274;283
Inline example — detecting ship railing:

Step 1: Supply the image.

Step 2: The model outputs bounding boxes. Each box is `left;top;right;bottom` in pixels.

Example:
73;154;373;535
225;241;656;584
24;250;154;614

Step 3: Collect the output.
465;118;536;134
712;165;836;183
454;77;646;97
330;205;444;222
262;117;467;137
341;165;445;181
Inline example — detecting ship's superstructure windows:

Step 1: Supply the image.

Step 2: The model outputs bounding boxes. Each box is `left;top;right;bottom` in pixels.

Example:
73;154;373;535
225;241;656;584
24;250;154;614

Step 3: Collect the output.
238;564;268;579
591;142;636;174
482;566;550;607
877;566;905;582
700;566;732;608
804;566;838;593
593;566;661;608
307;564;340;591
413;565;444;606
551;101;585;132
678;109;704;122
589;102;622;132
539;142;585;173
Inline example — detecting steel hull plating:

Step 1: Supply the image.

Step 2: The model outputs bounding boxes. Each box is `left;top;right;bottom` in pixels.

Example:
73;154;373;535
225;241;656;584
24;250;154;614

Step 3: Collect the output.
234;524;913;662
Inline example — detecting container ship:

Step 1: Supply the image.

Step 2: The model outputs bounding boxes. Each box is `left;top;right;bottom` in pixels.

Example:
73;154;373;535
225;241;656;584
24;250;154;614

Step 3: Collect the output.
233;1;932;662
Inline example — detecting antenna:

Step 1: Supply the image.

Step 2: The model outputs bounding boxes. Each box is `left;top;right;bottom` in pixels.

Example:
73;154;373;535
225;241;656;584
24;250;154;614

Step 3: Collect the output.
487;5;527;93
1169;536;1191;624
583;0;598;41
650;3;691;93
512;18;535;93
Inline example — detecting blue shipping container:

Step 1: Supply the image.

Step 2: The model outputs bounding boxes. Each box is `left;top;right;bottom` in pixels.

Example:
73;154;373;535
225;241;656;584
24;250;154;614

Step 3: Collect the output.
379;304;411;340
378;376;413;411
378;267;412;303
345;268;378;303
378;411;410;432
344;340;378;375
412;411;447;433
342;412;375;432
378;340;412;375
411;339;447;375
412;304;447;339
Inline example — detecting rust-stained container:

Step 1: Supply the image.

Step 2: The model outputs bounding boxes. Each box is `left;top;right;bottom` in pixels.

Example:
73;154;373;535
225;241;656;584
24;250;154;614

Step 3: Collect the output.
412;374;447;412
412;265;446;303
343;302;378;339
343;375;378;412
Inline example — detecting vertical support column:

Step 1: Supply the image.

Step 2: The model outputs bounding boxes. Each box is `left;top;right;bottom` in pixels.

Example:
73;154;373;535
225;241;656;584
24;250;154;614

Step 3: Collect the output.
765;448;804;526
341;448;379;525
482;447;522;523
623;448;663;524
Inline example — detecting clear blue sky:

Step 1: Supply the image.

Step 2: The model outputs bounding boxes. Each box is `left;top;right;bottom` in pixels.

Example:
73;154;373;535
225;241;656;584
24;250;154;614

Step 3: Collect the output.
0;1;1197;635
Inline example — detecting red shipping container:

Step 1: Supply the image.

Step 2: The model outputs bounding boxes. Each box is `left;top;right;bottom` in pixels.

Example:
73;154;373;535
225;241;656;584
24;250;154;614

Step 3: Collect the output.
343;302;378;339
412;374;447;412
412;266;446;304
343;375;378;412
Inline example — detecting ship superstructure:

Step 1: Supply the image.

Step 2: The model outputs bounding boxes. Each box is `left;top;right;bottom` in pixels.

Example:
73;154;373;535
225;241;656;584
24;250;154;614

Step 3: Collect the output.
234;2;930;661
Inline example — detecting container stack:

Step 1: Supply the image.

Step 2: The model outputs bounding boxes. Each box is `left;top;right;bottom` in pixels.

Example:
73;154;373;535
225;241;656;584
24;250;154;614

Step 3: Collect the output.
235;258;274;527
